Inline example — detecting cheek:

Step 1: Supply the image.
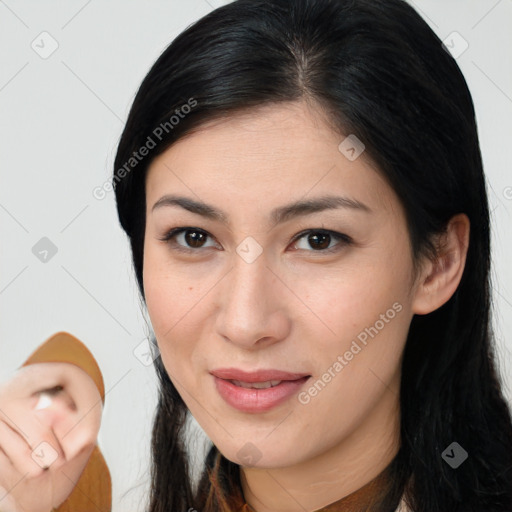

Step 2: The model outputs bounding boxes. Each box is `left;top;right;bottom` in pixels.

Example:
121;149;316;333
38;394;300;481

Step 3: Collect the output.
290;253;411;343
300;282;409;385
143;242;185;337
295;288;408;446
290;248;412;412
144;277;173;336
143;256;210;375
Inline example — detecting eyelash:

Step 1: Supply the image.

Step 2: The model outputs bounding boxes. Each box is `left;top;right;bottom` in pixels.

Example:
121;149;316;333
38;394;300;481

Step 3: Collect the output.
157;226;352;255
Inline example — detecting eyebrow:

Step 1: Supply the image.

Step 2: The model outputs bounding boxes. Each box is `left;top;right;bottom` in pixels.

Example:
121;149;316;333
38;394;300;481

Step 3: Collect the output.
151;194;372;226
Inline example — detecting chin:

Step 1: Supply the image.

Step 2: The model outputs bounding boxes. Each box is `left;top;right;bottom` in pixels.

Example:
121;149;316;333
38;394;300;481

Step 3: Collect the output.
217;439;301;469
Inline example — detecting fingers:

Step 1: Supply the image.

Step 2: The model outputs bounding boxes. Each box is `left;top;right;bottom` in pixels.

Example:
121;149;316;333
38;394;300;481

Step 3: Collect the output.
0;362;102;473
0;417;61;478
33;387;98;463
34;364;103;462
18;362;103;423
0;476;18;512
0;362;103;512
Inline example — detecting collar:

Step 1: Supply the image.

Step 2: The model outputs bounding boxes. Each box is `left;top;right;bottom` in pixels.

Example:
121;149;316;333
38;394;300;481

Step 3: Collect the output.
238;456;400;512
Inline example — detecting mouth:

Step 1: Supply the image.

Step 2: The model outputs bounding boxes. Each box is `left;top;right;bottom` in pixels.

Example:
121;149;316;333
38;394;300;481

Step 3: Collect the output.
210;368;311;413
210;368;310;382
229;379;289;389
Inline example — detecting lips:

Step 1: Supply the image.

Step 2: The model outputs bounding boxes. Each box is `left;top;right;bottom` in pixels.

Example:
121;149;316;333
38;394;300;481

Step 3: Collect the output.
211;368;311;413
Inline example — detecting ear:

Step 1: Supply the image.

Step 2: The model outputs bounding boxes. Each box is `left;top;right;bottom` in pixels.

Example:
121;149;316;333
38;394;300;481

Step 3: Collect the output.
412;213;470;315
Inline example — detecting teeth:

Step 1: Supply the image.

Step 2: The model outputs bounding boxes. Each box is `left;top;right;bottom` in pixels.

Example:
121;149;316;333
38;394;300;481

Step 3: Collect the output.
231;379;282;389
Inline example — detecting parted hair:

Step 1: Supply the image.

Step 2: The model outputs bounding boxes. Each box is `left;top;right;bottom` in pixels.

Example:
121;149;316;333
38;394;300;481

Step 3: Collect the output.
113;1;512;510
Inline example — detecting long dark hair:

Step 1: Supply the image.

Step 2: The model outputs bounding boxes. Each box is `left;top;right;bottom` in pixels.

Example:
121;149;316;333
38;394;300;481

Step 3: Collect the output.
113;0;512;510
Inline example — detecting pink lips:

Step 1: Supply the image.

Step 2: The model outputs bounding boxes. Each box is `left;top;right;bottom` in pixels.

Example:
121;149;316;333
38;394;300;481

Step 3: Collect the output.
210;368;310;413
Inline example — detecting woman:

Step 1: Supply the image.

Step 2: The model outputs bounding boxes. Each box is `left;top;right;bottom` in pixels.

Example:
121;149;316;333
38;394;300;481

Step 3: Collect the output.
111;0;512;511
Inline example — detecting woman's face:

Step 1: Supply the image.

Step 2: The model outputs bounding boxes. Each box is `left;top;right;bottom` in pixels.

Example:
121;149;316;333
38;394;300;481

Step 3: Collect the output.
143;101;421;468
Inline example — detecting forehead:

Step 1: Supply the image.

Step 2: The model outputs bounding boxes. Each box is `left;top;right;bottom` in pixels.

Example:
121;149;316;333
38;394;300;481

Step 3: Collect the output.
149;101;343;177
145;101;399;216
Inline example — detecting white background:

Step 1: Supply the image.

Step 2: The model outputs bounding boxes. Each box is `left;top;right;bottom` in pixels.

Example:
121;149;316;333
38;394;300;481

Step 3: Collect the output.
1;1;511;510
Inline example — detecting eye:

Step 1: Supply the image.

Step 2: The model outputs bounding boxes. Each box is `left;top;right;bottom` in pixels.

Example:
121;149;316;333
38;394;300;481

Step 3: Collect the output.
158;227;352;255
158;227;219;252
291;229;352;253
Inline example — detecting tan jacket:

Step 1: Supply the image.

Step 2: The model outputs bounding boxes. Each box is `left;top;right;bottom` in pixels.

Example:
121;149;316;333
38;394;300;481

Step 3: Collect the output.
236;450;409;512
240;496;408;512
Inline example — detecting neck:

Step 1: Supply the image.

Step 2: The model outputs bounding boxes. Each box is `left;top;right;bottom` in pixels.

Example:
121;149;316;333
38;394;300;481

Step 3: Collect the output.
240;377;401;512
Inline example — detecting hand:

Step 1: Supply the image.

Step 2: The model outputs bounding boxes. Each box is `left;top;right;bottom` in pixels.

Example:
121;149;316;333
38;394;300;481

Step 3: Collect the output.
0;362;103;512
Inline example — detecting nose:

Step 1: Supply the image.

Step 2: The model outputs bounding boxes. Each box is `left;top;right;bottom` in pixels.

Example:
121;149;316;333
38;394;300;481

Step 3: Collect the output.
214;249;291;349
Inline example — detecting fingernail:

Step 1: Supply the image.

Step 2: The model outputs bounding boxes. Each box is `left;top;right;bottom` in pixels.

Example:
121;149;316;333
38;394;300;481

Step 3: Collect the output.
35;393;53;410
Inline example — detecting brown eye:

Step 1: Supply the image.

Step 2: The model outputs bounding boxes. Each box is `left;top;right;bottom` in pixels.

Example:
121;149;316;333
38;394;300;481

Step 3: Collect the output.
184;230;208;248
159;227;219;252
293;229;352;253
307;232;331;250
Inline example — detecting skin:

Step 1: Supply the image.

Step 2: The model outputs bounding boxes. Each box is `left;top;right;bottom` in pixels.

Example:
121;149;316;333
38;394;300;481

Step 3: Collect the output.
0;362;103;512
143;100;469;512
